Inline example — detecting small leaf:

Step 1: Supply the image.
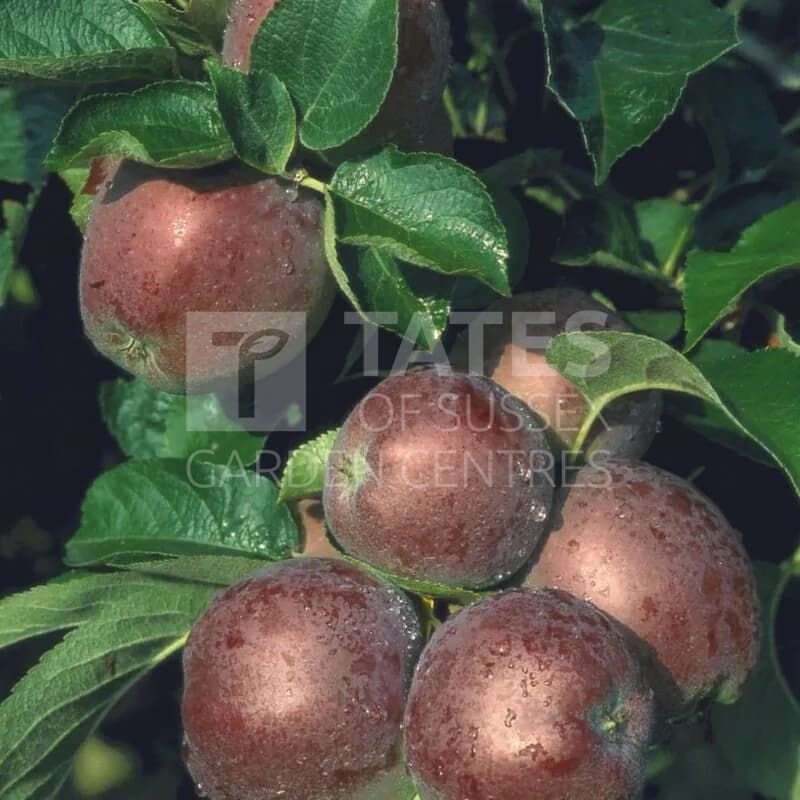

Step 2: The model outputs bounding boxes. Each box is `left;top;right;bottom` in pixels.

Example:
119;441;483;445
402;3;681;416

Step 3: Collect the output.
45;81;233;171
279;430;340;503
66;459;298;566
712;562;800;799
684;202;800;352
0;0;176;84
207;61;296;174
99;378;265;466
0;573;215;800
138;0;218;57
58;167;94;232
251;0;398;151
340;555;486;605
331;147;509;295
542;0;738;182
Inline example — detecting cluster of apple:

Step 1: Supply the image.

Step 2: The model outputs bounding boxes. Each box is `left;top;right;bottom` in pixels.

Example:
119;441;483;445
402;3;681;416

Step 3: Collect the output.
73;0;761;795
180;291;760;800
79;0;452;394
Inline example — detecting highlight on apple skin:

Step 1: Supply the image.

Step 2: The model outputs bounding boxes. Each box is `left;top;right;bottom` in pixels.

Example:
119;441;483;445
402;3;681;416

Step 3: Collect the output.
524;460;761;714
404;587;655;800
323;368;555;589
80;160;335;395
181;558;423;800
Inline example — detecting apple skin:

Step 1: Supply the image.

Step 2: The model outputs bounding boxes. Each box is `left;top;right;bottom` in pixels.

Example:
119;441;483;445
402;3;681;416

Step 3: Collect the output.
323;369;555;589
524;460;761;715
181;558;423;800
449;288;662;460
404;588;655;800
221;0;278;69
222;0;452;156
80;160;335;394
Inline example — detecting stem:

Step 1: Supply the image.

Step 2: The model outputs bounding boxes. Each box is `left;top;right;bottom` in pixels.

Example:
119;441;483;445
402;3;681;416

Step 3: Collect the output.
671;172;712;203
297;174;328;195
662;221;693;280
443;87;468;139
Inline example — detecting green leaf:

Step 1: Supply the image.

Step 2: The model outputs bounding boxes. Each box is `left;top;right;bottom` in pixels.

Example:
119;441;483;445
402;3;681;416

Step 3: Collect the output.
251;0;398;151
624;309;683;342
138;0;218;57
45;81;233;171
0;198;34;307
684;202;800;352
346;249;453;351
554;197;671;286
545;331;799;494
542;0;738;183
0;89;25;185
452;184;529;309
340;555;486;605
712;562;800;799
694;185;796;252
183;0;232;48
58;167;94;233
479;148;565;190
0;0;176;84
0;87;77;187
279;429;339;503
116;555;270;586
331;148;510;295
667;340;772;467
322;188;361;310
66;459;298;566
635;198;697;272
695;348;800;497
99;378;265;467
207;61;296;174
0;573;215;800
0;572;114;650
